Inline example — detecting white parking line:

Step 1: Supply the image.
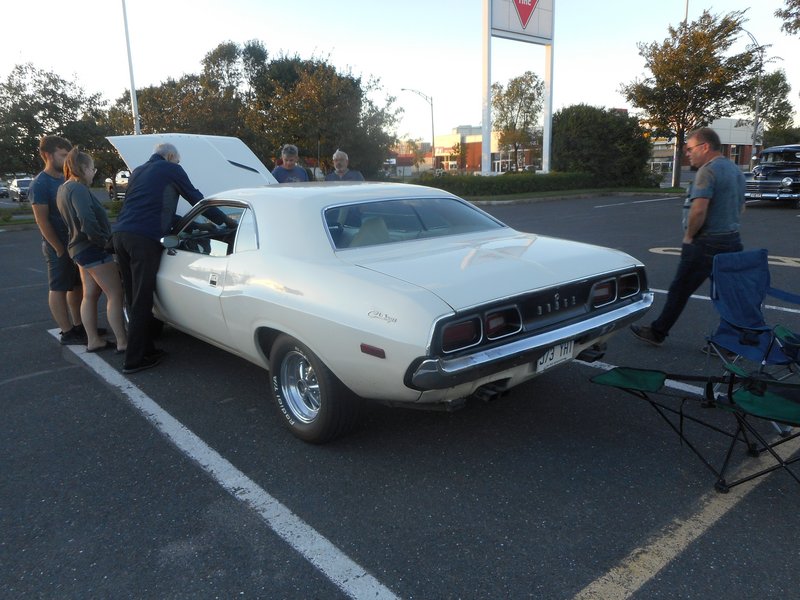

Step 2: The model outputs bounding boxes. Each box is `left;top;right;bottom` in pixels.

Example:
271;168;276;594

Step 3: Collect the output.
50;330;399;600
594;196;683;208
650;288;800;315
575;359;800;600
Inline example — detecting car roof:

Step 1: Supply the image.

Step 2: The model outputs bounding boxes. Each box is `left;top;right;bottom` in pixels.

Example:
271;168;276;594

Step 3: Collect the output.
761;144;800;153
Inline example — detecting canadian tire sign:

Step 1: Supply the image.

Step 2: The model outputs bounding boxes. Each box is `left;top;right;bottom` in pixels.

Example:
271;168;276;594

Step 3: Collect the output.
513;0;539;29
491;0;553;45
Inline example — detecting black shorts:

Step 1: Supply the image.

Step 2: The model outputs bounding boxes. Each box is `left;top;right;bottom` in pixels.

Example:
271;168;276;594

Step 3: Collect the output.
42;241;80;292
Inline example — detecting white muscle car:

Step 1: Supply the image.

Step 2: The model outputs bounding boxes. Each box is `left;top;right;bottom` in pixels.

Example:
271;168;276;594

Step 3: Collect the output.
109;134;653;443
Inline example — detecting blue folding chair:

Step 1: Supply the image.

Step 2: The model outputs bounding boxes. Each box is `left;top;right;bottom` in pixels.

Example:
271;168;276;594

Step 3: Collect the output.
706;249;800;436
706;249;800;372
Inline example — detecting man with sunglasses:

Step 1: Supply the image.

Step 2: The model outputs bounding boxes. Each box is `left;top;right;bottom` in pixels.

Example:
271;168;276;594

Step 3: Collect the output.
631;127;746;347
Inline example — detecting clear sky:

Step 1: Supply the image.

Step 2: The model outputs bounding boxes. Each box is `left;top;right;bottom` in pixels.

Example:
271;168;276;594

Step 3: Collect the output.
2;0;797;142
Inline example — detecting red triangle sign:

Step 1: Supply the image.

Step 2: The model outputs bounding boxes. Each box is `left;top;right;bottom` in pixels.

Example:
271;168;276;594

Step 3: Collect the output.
513;0;539;29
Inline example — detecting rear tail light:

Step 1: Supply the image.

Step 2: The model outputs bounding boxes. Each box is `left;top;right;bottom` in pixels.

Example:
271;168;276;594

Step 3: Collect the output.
590;279;617;308
442;317;482;353
485;307;522;340
618;273;640;299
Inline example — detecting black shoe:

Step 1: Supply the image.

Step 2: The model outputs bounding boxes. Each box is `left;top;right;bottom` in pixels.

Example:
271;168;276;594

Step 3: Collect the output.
60;326;86;345
630;325;664;347
122;355;161;374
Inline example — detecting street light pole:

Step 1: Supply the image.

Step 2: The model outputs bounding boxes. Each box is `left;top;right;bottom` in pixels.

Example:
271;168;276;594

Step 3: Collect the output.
741;28;763;170
121;0;140;135
401;88;435;172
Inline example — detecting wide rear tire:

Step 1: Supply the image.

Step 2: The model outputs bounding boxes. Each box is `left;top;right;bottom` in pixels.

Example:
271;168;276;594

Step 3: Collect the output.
270;334;362;443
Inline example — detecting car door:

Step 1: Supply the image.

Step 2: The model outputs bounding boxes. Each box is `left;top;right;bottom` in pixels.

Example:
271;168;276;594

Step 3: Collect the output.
156;204;246;348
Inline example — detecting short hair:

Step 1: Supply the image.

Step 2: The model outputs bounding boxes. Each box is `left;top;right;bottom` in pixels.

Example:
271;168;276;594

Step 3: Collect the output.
281;144;299;158
687;127;721;152
332;149;348;161
154;142;179;160
39;135;72;159
63;147;93;181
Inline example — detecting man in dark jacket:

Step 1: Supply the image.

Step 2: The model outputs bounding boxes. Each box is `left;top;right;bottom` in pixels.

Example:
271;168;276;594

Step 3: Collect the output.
113;143;203;373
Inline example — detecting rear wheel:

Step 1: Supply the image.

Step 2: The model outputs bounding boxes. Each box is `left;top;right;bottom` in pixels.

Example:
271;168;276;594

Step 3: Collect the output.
270;334;362;443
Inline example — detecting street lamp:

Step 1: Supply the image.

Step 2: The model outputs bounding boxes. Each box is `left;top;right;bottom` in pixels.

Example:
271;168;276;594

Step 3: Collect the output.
401;88;435;172
741;28;763;170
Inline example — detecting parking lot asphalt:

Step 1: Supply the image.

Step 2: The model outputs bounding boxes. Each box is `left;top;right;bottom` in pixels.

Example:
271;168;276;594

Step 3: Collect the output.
2;194;799;599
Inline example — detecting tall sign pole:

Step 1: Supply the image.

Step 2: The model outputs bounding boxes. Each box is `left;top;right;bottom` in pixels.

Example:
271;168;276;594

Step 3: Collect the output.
121;0;141;135
485;0;555;174
481;0;492;174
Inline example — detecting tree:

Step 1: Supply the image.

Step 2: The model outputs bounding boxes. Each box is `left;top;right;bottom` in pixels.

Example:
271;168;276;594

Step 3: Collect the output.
775;0;800;35
552;104;653;186
750;69;794;134
620;10;756;187
0;63;106;175
491;71;544;169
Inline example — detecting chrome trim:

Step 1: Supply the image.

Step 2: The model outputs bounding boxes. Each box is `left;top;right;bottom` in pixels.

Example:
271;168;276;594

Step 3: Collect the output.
442;315;483;354
484;306;523;341
410;293;654;390
589;277;617;309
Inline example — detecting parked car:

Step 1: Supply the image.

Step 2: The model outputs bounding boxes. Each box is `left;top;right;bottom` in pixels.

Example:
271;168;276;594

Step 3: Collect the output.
10;177;32;201
0;183;8;198
108;133;654;443
744;144;800;209
105;170;131;199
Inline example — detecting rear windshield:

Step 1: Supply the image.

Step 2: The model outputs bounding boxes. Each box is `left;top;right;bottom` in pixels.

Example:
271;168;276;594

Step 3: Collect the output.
760;151;800;164
325;197;504;249
16;179;32;186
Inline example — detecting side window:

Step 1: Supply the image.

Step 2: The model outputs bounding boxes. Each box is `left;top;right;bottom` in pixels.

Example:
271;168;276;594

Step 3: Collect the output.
233;208;258;253
176;206;246;257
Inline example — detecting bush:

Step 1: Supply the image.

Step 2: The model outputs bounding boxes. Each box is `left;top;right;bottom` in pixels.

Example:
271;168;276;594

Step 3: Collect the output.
413;171;598;197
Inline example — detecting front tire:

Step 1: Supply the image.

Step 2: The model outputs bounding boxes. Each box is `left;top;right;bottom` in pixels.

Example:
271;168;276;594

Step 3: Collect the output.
270;334;362;443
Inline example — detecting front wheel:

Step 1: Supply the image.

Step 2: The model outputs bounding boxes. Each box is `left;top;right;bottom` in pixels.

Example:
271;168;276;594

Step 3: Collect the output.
270;335;362;443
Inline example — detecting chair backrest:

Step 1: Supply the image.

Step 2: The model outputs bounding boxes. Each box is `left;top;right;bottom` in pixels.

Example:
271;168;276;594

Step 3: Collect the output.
710;249;770;330
349;216;391;247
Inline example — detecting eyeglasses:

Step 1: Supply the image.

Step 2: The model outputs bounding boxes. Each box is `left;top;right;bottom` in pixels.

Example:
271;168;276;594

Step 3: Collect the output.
685;142;706;152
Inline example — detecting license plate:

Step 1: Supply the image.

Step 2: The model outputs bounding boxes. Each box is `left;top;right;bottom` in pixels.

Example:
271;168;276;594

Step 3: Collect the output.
536;341;574;372
748;193;762;198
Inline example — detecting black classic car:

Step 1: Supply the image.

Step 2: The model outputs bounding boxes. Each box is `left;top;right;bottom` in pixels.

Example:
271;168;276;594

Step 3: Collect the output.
744;144;800;209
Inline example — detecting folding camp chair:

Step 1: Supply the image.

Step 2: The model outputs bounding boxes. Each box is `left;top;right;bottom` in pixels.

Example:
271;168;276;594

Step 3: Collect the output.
705;249;800;435
591;365;800;492
706;249;800;373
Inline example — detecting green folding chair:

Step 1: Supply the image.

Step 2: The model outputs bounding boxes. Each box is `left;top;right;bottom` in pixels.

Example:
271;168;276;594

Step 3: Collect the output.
592;365;800;492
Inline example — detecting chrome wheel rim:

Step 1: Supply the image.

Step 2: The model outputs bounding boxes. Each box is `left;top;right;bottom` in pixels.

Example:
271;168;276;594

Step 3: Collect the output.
281;349;321;423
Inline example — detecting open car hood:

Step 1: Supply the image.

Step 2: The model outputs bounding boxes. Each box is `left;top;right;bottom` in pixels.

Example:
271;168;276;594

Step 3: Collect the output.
107;133;277;197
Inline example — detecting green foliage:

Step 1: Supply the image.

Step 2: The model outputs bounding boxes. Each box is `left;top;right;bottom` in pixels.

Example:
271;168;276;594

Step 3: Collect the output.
763;127;800;148
775;0;800;35
620;10;756;186
551;104;653;186
0;41;399;180
491;71;544;168
756;70;794;132
418;172;597;197
0;63;107;175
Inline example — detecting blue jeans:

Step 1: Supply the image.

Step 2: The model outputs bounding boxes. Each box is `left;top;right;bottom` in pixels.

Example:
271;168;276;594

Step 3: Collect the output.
650;232;743;340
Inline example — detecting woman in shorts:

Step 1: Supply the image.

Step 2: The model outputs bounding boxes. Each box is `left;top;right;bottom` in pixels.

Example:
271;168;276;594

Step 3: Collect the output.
57;148;128;353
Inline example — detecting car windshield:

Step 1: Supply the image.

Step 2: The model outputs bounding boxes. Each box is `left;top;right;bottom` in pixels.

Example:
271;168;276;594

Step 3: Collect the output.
17;179;31;186
325;197;505;249
760;151;800;164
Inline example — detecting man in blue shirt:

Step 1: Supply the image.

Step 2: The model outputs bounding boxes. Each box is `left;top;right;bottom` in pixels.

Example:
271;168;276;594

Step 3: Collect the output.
324;149;364;181
113;143;204;373
30;135;87;344
631;127;745;347
271;144;309;183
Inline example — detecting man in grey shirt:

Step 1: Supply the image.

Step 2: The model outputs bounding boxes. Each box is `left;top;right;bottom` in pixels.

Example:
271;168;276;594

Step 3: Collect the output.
631;127;745;346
